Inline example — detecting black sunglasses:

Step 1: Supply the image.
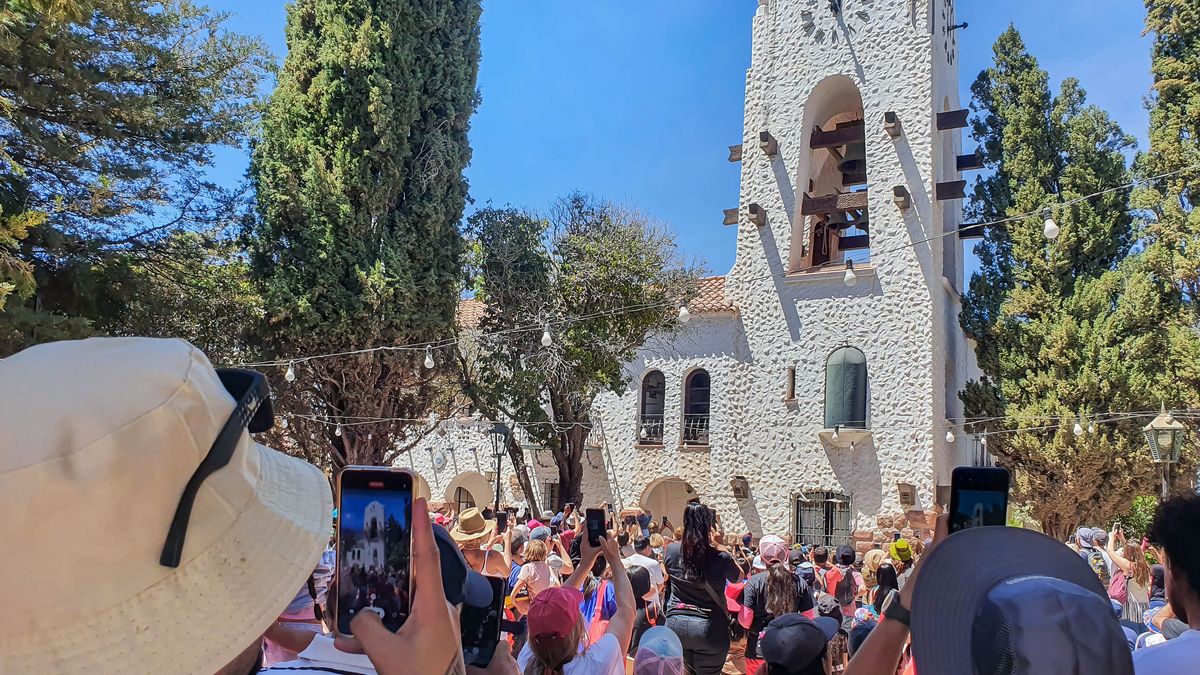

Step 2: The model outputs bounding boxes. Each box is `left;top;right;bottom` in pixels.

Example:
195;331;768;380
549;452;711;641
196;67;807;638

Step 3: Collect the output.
159;368;274;568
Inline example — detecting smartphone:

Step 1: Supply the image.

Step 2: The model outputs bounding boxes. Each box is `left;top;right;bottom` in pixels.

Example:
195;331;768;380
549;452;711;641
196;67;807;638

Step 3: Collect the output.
948;466;1010;534
662;516;669;526
496;511;508;534
893;532;902;542
586;508;606;547
461;575;506;668
334;467;414;636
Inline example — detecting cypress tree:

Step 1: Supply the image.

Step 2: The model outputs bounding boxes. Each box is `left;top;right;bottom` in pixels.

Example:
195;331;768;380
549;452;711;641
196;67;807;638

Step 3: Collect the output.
249;0;482;466
960;27;1198;537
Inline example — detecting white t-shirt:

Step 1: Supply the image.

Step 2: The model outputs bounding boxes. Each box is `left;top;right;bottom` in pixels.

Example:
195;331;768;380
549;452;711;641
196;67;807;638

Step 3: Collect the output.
518;632;625;675
260;634;377;674
623;552;665;603
1133;629;1200;674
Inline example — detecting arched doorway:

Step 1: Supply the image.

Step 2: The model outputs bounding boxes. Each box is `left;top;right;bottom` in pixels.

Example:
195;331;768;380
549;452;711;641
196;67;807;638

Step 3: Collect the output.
443;471;492;513
640;477;698;530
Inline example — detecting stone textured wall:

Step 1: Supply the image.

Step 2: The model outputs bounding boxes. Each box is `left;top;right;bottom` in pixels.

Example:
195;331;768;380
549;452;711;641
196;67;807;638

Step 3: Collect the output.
406;0;970;540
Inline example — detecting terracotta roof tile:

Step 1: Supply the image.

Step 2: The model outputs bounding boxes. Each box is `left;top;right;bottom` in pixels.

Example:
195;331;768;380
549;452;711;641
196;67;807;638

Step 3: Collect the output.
456;298;485;330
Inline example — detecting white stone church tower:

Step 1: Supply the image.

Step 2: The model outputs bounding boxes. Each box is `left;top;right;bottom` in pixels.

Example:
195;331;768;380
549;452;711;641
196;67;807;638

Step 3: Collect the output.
410;0;979;549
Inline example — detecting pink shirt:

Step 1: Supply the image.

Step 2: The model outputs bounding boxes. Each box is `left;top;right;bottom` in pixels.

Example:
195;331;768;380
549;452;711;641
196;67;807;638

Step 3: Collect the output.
518;561;555;595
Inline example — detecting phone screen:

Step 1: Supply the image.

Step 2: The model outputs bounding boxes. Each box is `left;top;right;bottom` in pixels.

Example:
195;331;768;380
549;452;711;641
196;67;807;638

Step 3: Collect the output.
461;576;506;668
586;508;606;547
496;511;508;534
336;468;413;635
949;467;1010;534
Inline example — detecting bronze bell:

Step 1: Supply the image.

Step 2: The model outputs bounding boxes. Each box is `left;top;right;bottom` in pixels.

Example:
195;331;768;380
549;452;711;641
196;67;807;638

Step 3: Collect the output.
838;141;866;176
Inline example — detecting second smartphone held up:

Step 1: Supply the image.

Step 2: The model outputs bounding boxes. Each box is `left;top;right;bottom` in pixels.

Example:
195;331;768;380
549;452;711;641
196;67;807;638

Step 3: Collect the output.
948;466;1010;534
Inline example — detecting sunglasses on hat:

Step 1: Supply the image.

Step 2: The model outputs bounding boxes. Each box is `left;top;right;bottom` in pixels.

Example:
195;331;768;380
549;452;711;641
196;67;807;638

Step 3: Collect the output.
159;368;274;567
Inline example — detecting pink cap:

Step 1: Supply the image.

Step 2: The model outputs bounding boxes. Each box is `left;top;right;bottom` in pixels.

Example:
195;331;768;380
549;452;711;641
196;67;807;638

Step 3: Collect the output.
434;514;449;526
527;519;543;529
528;586;584;641
760;535;789;566
560;528;576;549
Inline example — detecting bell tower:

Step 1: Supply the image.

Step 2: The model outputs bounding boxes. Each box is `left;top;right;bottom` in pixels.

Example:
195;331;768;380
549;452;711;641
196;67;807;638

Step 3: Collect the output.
724;0;971;521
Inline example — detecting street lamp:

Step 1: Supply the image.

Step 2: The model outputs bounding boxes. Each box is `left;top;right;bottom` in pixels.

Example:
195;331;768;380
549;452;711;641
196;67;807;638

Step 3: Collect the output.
1143;404;1186;501
488;421;510;512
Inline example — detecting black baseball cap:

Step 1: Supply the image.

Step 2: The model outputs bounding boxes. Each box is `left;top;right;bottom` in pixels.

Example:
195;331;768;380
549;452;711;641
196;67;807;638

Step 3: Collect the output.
759;614;839;673
835;544;855;566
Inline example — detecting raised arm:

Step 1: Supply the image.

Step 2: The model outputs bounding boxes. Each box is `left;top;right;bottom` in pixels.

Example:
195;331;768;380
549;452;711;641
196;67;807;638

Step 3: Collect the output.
1106;526;1131;574
563;532;601;590
554;536;574;575
601;534;637;656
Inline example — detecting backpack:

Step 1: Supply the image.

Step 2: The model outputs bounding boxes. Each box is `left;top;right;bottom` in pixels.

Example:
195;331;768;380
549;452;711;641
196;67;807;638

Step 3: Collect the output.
833;564;857;607
1087;549;1112;589
1108;568;1128;605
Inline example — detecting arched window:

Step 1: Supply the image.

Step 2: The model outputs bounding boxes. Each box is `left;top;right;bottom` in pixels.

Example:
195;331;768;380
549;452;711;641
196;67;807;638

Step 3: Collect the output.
825;347;867;429
683;369;711;445
454;486;475;513
639;370;665;444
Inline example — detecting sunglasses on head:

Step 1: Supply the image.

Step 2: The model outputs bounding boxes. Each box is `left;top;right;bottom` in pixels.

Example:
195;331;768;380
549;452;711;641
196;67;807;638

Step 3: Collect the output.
159;368;274;568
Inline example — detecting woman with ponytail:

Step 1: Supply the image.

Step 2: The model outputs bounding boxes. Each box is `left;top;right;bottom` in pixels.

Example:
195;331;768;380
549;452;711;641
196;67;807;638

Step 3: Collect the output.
737;535;815;675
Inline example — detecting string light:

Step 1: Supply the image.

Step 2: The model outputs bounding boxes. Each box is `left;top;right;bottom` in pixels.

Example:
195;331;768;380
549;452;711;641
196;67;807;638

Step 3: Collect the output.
279;416;288;429
678;304;691;324
946;429;956;443
639;427;648;439
541;325;552;347
1073;421;1085;436
832;426;840;442
423;346;435;370
335;424;343;437
1043;208;1060;240
843;260;857;287
227;166;1200;372
284;361;296;382
1088;423;1095;434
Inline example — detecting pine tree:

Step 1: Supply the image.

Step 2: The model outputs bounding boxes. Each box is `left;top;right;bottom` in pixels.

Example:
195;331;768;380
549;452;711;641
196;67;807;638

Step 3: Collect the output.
960;27;1199;538
249;0;482;467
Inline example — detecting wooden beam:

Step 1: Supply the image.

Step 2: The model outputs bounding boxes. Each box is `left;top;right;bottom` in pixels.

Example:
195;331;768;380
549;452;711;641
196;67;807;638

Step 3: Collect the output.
936;180;967;201
722;208;739;226
956;149;983;171
801;190;869;216
841;172;866;187
728;144;743;162
748;203;767;227
883;111;902;138
937;109;969;130
839;234;871;250
892;185;911;210
759;131;778;156
958;222;984;239
810;119;864;149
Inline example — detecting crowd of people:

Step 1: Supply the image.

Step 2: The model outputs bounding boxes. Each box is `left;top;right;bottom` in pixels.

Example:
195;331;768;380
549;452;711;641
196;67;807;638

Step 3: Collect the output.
4;337;1199;675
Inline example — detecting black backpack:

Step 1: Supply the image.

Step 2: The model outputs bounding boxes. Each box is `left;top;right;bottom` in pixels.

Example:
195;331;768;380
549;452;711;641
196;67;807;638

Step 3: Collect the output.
833;565;856;607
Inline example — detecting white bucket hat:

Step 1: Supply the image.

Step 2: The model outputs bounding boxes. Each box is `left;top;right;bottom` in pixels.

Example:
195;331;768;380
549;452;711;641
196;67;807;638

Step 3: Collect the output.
0;337;332;673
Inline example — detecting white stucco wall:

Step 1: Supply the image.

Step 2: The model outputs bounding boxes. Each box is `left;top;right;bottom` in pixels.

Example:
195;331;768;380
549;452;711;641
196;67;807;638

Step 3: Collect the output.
405;0;969;544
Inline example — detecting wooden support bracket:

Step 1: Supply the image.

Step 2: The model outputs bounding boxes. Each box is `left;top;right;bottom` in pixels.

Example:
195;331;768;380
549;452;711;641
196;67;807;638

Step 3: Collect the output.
956;149;984;171
728;144;743;162
810;119;864;149
800;190;869;216
937;109;969;130
748;203;767;227
883;111;902;138
722;208;739;226
839;234;871;250
893;185;911;210
759;131;778;156
958;222;984;239
936;180;967;201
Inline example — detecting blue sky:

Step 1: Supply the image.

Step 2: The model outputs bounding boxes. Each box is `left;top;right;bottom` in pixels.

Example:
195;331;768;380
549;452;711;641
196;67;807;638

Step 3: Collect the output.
206;0;1152;277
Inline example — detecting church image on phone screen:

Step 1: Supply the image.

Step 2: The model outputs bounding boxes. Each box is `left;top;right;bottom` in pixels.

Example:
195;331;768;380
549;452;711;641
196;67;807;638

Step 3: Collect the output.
337;491;411;632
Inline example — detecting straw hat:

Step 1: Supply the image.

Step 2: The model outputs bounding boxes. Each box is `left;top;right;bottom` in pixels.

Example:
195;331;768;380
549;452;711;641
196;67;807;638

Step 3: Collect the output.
0;338;332;674
450;507;496;543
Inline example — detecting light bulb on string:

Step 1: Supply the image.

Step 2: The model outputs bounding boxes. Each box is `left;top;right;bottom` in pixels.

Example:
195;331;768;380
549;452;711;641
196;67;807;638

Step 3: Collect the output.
1088;423;1095;434
639;426;648;440
832;426;840;442
946;429;956;443
843;260;857;287
335;424;343;437
284;361;296;382
541;326;553;347
1073;421;1084;436
423;346;435;370
981;433;988;447
280;416;289;429
678;304;691;324
1043;208;1060;241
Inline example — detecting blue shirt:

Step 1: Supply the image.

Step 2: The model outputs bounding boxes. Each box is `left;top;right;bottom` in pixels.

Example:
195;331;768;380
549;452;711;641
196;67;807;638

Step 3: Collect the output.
580;580;617;626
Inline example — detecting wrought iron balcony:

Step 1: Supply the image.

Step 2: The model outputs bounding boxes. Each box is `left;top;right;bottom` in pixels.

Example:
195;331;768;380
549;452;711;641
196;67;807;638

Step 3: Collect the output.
682;413;710;445
638;414;664;444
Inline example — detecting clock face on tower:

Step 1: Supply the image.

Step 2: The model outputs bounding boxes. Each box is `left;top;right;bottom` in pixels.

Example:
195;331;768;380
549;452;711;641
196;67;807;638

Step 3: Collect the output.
940;0;957;65
801;0;872;45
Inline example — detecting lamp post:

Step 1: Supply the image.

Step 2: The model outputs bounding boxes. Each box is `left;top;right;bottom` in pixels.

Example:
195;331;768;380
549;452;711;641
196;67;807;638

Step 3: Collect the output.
488;422;510;512
1143;404;1186;501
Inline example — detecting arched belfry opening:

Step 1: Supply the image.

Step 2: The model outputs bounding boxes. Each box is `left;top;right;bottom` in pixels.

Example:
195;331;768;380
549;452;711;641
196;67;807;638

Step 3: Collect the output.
791;75;870;273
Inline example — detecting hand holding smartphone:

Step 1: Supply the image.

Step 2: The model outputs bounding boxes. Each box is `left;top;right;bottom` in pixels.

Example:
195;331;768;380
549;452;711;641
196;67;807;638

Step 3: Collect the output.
585;508;606;547
496;511;508;535
460;576;505;667
333;467;414;636
948;466;1010;534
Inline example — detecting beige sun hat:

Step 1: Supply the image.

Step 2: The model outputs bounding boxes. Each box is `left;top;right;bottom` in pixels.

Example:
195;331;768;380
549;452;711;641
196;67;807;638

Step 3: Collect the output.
450;507;496;544
0;337;332;674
